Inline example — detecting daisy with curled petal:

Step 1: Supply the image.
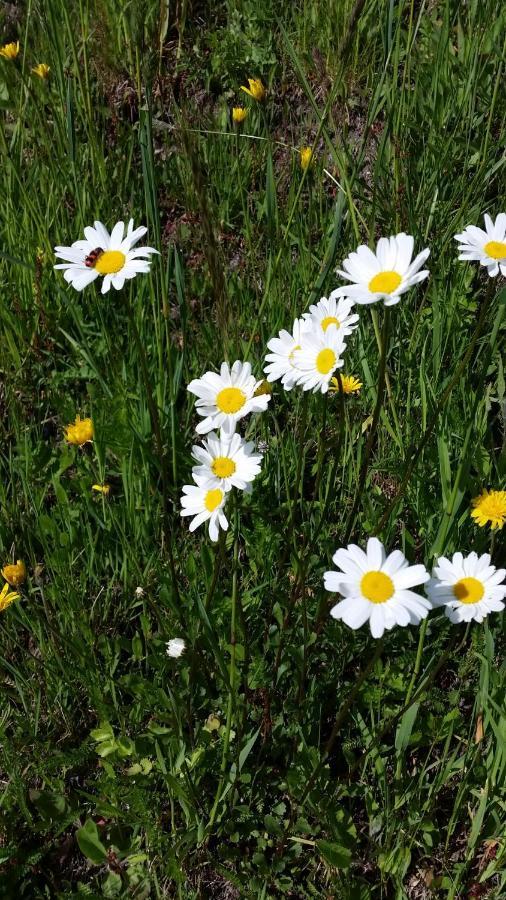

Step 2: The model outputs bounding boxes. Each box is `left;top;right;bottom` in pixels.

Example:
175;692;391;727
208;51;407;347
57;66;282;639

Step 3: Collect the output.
187;361;270;435
426;552;506;624
0;582;20;612
335;233;430;306
302;294;359;340
191;430;263;493
54;219;159;294
180;477;228;542
324;537;430;639
263;317;308;389
454;213;506;278
292;324;346;394
470;489;506;531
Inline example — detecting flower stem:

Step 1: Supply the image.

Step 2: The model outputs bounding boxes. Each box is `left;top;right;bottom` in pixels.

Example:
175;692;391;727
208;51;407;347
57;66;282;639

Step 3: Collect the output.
126;298;180;606
343;307;390;543
207;503;240;834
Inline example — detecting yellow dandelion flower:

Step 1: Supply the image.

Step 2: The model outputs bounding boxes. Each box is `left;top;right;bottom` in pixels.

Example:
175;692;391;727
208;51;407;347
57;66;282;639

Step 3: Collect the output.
300;146;314;171
0;41;19;60
329;374;363;395
232;106;248;124
0;583;20;612
64;415;94;446
1;559;26;587
32;63;50;79
92;483;111;496
240;78;266;102
471;490;506;531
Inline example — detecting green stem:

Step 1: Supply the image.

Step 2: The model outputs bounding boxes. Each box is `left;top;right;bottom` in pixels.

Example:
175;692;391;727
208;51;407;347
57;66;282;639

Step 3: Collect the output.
207;504;240;834
126;298;180;606
343;307;390;543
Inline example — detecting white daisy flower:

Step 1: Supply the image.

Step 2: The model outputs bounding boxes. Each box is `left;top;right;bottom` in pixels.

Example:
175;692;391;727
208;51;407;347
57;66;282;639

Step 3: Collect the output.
302;293;359;339
191;430;262;493
54;219;159;294
454;213;506;278
335;233;430;306
292;324;346;394
180;477;228;542
166;638;186;658
187;361;270;435
263;317;309;389
426;551;506;625
324;537;430;639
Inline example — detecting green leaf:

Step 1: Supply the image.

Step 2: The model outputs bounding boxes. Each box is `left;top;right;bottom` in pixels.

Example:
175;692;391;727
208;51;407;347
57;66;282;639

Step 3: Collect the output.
316;840;352;870
76;819;107;864
90;722;114;743
395;702;420;752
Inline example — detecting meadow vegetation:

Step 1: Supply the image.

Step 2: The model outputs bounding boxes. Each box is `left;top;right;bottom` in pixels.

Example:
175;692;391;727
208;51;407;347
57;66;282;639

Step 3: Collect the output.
0;0;505;897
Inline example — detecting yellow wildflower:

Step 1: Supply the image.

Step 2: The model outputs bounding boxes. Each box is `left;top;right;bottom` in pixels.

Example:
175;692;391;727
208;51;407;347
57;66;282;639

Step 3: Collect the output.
300;146;314;171
64;415;94;446
1;559;26;587
0;583;20;612
32;63;50;79
240;78;266;102
232;106;248;124
92;483;111;496
471;490;506;531
329;375;363;395
0;41;19;60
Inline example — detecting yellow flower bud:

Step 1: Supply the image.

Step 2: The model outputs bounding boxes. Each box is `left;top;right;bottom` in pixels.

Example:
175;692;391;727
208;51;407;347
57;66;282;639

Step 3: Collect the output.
300;146;314;172
240;78;266;102
1;560;27;587
232;106;248;124
32;63;50;79
0;41;20;61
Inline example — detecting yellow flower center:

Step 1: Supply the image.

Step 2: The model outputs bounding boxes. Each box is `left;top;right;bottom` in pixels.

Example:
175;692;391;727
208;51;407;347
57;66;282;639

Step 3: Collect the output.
321;316;340;332
204;488;223;512
315;348;337;375
94;250;126;275
361;570;394;603
216;386;246;414
452;577;484;604
484;240;506;260
211;456;236;478
368;270;402;294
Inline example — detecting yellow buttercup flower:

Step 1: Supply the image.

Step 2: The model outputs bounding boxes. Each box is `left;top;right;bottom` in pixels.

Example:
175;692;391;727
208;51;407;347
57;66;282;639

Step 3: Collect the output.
329;374;363;395
32;63;50;79
0;583;20;612
92;483;111;496
300;146;314;171
471;490;506;531
240;78;266;102
2;559;26;587
0;41;19;60
65;415;94;446
232;106;248;124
